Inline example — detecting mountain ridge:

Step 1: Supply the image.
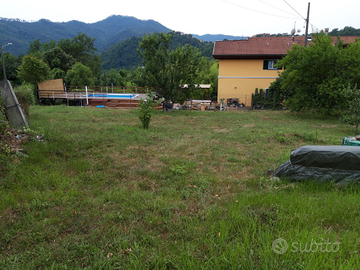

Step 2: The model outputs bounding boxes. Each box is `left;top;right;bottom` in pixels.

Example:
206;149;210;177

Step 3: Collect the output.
0;15;246;56
0;15;171;56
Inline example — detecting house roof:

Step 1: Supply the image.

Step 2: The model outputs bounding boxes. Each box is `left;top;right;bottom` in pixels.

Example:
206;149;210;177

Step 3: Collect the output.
213;36;360;59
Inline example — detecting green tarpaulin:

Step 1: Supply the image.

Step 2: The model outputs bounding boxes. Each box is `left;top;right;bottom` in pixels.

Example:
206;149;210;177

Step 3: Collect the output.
274;145;360;184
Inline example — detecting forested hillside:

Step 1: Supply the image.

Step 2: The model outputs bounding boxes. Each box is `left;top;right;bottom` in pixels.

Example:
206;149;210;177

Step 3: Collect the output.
0;15;170;56
329;26;360;36
0;15;247;58
101;32;215;70
101;36;143;70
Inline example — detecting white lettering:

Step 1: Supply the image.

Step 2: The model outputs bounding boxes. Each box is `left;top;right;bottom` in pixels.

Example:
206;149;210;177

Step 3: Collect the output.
299;242;311;253
325;239;332;253
310;239;318;253
291;242;298;253
331;242;341;253
288;238;340;253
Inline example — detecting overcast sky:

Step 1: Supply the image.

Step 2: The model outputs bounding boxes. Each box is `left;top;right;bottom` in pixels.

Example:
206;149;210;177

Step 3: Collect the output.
2;0;359;37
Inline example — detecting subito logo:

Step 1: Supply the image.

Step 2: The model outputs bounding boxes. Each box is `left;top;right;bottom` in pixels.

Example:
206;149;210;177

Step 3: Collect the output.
272;238;288;254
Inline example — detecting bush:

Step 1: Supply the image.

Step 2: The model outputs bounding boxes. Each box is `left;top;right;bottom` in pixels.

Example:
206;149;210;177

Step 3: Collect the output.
251;81;284;110
0;99;10;176
138;92;160;129
340;84;360;135
14;83;36;119
0;99;9;133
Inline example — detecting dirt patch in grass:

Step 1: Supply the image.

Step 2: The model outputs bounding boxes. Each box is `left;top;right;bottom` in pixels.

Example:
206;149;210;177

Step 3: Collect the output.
0;127;30;152
212;128;232;133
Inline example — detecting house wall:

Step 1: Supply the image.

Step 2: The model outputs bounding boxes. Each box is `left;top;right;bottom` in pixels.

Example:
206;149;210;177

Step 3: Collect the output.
217;59;281;106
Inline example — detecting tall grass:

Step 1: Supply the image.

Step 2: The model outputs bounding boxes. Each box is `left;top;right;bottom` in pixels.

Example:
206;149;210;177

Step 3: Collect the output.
0;106;359;269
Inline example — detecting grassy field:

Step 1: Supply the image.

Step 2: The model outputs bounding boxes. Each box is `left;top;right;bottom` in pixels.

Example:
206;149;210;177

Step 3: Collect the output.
1;106;359;269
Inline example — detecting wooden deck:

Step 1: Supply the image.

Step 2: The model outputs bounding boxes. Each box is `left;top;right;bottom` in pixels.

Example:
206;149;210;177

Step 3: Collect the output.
38;91;164;109
38;89;250;111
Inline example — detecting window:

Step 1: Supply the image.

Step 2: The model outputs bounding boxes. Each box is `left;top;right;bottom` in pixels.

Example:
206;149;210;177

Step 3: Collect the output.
263;60;281;70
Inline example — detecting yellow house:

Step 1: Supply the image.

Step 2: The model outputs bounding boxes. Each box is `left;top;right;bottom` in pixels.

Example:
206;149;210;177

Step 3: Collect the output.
212;36;311;107
213;36;360;107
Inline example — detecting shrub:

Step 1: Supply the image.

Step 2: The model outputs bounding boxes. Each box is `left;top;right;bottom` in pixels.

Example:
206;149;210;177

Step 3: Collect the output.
0;98;9;133
340;84;360;135
252;83;284;110
138;92;160;129
0;99;10;176
14;83;36;119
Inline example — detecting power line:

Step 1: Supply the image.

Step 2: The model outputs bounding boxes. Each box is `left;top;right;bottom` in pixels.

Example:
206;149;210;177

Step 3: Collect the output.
283;0;306;20
221;0;301;20
282;1;321;33
257;0;300;18
220;0;322;34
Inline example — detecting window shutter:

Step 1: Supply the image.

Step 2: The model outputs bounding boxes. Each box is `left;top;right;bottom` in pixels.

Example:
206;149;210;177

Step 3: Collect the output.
263;60;269;70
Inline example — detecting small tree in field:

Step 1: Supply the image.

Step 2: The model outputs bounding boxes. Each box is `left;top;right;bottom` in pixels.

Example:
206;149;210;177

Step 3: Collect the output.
340;84;360;135
138;92;160;129
137;32;205;112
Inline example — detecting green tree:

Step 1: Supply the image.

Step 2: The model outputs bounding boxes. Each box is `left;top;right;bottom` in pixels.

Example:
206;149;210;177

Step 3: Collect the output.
194;59;218;100
65;62;95;86
27;39;43;58
0;53;22;86
42;40;57;52
50;68;66;80
340;84;360;135
43;47;76;75
97;69;127;86
17;55;51;85
17;55;51;101
277;33;360;114
137;32;205;109
28;39;57;58
58;33;101;78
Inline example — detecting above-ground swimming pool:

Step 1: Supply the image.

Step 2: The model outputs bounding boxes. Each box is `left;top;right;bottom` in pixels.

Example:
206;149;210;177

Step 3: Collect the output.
88;94;138;99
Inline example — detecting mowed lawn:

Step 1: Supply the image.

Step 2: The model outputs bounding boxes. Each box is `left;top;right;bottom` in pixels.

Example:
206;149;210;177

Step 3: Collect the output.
1;105;359;269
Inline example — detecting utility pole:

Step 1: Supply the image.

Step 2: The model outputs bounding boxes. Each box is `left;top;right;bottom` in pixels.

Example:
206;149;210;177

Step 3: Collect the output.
304;2;310;47
1;43;12;81
0;45;6;81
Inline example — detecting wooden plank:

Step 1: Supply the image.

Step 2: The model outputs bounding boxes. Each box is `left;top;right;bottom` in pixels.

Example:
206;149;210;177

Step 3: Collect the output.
37;79;64;91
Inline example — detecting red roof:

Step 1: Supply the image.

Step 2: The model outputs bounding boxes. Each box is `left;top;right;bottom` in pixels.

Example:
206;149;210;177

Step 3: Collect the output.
213;36;360;59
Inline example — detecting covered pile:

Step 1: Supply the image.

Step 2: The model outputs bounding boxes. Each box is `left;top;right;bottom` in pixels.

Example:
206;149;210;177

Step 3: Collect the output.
274;145;360;184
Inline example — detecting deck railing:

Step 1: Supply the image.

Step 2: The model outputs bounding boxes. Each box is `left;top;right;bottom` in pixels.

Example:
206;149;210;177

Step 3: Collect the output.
38;85;155;101
63;85;152;94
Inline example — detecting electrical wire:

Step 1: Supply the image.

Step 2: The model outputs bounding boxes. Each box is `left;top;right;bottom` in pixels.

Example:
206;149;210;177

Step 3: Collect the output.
221;0;301;20
257;0;300;18
283;0;306;20
282;1;321;33
220;0;322;34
